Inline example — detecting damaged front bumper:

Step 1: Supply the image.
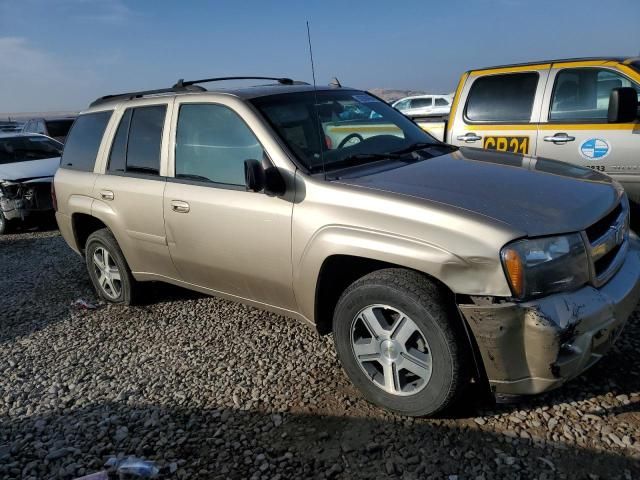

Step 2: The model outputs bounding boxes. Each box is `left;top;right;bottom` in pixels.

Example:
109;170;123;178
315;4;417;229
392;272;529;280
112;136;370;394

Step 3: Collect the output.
459;237;640;397
0;178;54;221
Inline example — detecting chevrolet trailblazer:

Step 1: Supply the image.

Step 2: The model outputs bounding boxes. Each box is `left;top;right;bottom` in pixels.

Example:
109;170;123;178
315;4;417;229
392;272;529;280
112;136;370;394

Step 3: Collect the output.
54;76;640;416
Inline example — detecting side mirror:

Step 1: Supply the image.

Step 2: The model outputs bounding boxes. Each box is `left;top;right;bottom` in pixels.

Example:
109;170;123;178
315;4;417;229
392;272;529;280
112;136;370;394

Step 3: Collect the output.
608;87;638;123
244;159;286;197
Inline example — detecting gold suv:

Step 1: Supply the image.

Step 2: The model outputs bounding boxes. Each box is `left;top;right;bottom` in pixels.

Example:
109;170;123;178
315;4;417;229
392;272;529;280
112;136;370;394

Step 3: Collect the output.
54;77;640;416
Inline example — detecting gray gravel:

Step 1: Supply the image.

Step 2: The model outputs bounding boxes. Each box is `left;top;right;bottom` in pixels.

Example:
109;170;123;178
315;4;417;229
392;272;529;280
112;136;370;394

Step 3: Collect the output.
1;230;640;479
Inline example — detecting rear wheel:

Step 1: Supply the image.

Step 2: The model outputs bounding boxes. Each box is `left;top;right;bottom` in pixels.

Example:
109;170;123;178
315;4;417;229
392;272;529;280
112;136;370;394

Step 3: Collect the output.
332;268;470;416
85;228;138;305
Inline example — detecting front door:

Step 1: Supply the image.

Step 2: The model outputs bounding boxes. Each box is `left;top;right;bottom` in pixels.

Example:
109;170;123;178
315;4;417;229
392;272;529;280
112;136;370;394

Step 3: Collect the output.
536;66;640;202
163;100;295;311
448;68;549;157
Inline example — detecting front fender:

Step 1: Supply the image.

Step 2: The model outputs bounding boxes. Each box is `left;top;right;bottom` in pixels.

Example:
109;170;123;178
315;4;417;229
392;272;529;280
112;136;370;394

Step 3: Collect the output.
293;225;512;323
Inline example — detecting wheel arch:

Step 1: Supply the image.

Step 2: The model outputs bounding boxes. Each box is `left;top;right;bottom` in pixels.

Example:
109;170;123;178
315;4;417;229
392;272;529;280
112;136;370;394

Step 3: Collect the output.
71;212;108;255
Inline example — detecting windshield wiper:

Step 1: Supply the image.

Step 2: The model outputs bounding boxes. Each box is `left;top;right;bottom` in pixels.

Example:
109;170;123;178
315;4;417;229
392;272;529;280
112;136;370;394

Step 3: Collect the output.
391;142;458;155
322;152;403;172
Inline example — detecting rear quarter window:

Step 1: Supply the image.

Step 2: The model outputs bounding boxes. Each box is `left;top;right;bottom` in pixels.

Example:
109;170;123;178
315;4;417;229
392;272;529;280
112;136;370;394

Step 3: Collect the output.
465;72;539;123
61;111;112;171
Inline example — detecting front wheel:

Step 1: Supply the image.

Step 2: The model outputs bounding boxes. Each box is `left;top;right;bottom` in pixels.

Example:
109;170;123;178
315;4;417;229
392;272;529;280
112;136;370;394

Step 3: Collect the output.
332;269;470;416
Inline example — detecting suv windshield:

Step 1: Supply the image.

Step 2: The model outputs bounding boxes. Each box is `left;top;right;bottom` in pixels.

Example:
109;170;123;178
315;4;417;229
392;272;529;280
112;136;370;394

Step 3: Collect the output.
251;90;442;172
0;135;63;164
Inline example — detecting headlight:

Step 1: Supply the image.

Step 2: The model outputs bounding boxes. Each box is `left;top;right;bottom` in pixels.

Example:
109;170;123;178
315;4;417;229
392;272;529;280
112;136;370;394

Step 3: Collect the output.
501;233;589;299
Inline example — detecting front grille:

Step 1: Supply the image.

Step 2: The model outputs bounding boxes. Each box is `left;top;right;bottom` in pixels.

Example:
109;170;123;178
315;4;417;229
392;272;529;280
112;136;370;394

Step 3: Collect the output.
585;200;629;286
586;202;623;242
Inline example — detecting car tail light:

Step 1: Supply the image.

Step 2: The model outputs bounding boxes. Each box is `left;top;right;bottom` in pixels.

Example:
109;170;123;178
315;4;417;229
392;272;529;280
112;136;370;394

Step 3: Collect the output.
51;181;58;211
325;135;333;149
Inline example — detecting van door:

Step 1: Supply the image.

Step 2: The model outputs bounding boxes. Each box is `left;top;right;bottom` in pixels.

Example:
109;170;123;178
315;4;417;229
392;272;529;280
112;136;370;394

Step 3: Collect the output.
92;100;179;279
163;99;295;311
448;67;550;157
536;65;640;203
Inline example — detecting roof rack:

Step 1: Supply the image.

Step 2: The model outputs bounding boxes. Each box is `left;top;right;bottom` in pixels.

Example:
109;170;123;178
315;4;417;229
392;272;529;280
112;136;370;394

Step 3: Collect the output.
90;76;307;107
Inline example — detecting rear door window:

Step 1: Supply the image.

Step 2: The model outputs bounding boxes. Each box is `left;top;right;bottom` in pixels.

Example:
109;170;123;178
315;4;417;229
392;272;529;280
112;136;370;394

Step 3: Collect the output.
465;72;539;122
410;98;432;108
107;106;166;176
61;111;112;171
435;97;449;107
549;68;640;122
126;106;166;175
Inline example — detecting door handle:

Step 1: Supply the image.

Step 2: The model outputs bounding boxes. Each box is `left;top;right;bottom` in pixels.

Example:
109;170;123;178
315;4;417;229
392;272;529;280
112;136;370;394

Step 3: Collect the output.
456;132;482;142
543;133;576;143
171;200;190;213
100;190;114;201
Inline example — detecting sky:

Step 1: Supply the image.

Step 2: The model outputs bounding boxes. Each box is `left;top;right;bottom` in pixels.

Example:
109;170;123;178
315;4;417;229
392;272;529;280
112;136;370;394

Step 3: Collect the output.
1;0;639;113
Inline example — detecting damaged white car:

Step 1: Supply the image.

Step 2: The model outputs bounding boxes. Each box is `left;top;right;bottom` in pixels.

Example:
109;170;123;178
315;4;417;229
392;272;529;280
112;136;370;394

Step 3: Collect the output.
0;133;62;234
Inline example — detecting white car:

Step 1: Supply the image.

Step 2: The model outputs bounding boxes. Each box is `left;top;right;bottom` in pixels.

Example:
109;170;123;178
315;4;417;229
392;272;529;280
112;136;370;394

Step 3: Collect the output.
392;94;452;117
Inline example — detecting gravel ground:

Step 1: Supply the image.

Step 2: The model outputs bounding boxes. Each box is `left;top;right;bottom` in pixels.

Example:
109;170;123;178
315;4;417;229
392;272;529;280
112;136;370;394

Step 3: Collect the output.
1;229;640;480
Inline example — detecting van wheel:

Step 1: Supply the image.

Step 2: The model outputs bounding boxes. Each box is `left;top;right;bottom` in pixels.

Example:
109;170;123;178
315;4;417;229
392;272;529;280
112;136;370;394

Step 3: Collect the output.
85;228;138;305
332;268;470;416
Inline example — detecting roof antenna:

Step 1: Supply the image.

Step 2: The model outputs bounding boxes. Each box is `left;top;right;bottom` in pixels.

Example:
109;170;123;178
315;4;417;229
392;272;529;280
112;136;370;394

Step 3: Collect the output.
329;77;341;88
306;20;325;178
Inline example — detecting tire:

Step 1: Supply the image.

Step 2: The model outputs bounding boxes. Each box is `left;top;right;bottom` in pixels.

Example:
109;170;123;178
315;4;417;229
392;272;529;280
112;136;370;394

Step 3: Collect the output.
0;211;11;235
332;268;470;416
85;228;138;305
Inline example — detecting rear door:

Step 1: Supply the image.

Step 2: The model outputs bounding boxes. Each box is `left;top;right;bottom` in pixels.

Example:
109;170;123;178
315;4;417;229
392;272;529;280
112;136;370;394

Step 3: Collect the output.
92;99;179;279
448;66;550;156
536;63;640;201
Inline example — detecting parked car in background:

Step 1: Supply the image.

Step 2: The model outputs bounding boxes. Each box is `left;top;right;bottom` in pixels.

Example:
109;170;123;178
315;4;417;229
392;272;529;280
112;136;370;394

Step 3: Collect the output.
0;133;62;234
54;76;640;416
392;94;452;117
413;57;640;206
0;121;23;132
21;115;77;143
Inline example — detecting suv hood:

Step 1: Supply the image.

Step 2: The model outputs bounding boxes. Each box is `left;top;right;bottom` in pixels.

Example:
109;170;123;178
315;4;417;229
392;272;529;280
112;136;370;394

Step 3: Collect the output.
335;147;620;237
0;157;60;182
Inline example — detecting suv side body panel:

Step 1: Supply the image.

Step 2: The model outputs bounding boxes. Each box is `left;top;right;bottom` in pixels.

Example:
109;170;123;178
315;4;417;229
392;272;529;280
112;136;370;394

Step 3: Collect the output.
291;176;518;323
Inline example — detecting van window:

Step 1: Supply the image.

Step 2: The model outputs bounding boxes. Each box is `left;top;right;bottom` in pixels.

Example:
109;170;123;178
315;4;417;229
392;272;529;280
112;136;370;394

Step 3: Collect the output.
61;111;112;171
125;106;166;175
175;104;263;186
435;97;449;107
465;73;538;122
549;68;640;122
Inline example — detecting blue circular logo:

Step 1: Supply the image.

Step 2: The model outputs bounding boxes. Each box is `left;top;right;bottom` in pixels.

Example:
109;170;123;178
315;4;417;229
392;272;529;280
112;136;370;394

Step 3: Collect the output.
580;138;611;160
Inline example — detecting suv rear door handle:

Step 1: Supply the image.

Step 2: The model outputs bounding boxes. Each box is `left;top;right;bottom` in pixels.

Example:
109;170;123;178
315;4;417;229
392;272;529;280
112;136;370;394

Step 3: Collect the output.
100;190;114;201
171;200;190;213
456;132;482;142
543;133;576;143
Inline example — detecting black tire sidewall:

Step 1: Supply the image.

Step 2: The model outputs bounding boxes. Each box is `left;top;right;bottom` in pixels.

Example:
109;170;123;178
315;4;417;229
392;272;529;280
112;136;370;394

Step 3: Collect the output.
333;282;458;416
85;230;133;304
